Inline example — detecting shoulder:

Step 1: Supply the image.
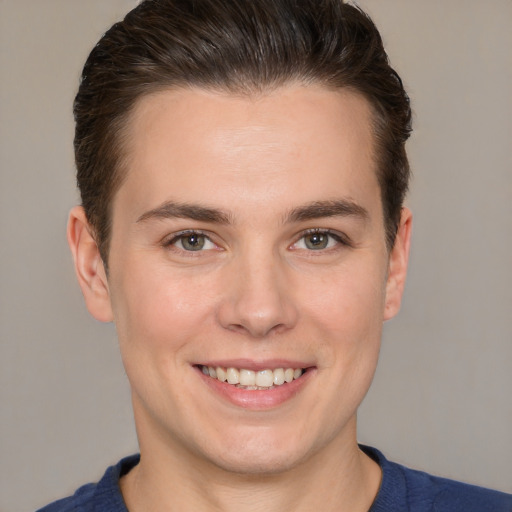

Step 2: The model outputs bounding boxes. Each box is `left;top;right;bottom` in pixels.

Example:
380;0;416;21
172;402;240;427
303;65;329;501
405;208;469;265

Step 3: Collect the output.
361;445;512;512
35;454;140;512
400;464;512;511
35;483;95;512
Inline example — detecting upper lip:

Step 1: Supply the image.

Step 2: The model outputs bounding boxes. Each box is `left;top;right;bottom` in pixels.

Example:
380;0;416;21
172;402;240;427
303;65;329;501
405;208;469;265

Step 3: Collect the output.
195;359;315;371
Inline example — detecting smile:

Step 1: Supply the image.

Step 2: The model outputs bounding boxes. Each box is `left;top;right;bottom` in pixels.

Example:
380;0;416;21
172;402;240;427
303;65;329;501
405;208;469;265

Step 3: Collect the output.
200;365;304;390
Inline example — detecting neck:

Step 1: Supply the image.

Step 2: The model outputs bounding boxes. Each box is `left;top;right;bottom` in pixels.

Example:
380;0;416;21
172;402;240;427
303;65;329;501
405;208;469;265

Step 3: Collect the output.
121;418;381;512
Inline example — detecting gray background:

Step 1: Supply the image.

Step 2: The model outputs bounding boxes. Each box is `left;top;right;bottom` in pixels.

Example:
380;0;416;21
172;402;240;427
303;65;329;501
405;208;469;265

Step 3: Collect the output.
1;1;511;510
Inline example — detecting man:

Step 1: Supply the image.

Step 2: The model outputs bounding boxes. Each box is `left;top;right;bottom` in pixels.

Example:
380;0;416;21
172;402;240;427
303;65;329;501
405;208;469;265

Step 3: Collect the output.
38;0;512;511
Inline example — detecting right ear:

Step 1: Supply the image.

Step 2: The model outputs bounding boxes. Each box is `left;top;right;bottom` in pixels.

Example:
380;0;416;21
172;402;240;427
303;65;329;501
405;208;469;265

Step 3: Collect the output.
67;206;113;322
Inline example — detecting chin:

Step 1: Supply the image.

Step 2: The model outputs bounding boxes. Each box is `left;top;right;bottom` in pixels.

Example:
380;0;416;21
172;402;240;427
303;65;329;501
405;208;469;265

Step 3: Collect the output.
197;428;318;476
210;448;306;476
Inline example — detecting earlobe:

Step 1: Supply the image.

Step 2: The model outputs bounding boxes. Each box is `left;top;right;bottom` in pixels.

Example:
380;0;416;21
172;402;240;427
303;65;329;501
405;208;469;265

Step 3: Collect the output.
67;206;113;323
384;207;412;321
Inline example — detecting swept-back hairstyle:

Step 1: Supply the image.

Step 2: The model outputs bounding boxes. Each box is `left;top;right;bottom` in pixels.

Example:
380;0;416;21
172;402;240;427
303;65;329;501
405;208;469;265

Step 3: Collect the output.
74;0;411;262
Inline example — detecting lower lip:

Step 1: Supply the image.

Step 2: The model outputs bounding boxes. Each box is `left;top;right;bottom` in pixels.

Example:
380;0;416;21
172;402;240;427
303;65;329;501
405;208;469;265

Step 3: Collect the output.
197;367;315;410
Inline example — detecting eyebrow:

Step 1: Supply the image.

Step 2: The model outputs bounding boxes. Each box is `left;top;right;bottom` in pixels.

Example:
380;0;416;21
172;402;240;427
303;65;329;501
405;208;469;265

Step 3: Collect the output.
136;201;231;224
285;200;369;223
136;199;368;225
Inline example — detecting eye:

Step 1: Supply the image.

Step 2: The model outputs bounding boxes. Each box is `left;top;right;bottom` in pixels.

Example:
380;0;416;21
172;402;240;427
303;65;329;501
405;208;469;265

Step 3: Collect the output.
168;231;217;252
292;230;345;251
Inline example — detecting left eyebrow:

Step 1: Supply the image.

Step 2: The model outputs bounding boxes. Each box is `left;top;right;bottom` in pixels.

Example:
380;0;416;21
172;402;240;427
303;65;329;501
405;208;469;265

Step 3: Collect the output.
136;201;232;224
284;199;369;224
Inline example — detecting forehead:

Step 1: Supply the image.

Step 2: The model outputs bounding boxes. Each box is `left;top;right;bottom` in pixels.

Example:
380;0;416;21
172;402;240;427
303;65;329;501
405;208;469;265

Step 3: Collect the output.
115;84;381;222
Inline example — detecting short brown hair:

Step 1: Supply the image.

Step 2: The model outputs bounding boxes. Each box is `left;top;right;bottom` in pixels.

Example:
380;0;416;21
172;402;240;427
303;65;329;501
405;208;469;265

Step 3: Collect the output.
74;0;412;262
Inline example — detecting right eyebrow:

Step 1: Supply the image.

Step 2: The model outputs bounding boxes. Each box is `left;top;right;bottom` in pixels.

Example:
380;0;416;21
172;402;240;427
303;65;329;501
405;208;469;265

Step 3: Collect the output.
136;201;232;225
284;199;369;224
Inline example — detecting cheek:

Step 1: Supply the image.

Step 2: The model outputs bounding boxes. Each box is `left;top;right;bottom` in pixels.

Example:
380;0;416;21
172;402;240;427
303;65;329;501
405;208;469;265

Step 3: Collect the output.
300;262;387;338
110;261;219;357
110;264;224;418
298;259;387;396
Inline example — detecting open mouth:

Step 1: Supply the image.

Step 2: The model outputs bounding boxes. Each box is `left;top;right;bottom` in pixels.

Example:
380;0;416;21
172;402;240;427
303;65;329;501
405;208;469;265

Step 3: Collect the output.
199;365;306;390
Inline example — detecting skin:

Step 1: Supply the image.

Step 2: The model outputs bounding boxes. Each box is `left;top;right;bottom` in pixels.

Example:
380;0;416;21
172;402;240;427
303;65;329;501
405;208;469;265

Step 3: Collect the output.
68;85;412;512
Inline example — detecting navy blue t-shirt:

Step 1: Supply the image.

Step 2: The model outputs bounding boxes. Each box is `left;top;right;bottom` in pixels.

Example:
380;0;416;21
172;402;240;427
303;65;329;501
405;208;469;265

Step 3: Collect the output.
36;446;512;511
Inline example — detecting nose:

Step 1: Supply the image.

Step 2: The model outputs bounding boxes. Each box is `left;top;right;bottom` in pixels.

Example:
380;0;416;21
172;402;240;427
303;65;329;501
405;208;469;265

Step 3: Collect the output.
216;250;298;338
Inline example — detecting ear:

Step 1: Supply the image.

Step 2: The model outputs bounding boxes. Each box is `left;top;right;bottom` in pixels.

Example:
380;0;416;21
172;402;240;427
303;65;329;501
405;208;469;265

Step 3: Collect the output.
384;207;412;321
67;206;113;322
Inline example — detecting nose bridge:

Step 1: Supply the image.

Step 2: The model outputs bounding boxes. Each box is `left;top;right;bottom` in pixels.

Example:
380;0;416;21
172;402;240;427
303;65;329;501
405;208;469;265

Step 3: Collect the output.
217;242;297;338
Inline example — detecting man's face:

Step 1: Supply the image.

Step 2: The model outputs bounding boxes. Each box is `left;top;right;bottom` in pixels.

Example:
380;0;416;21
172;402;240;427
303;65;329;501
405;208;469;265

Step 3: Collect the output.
84;85;409;473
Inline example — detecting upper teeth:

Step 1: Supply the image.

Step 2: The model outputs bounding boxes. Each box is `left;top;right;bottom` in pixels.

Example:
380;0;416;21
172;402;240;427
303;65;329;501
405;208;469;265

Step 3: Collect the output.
201;366;304;388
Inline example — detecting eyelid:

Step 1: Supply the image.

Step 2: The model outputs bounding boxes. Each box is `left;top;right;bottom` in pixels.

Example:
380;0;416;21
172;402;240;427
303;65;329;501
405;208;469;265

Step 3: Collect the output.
161;227;351;252
163;229;219;251
164;228;205;242
291;228;351;250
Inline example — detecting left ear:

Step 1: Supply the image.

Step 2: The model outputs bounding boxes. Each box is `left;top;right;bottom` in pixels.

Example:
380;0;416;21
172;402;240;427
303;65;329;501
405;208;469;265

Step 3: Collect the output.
384;207;412;321
67;206;114;323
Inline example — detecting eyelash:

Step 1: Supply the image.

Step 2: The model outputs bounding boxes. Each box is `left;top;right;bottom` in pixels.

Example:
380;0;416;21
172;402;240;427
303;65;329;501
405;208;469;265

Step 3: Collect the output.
163;230;217;253
163;228;350;254
292;228;351;251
